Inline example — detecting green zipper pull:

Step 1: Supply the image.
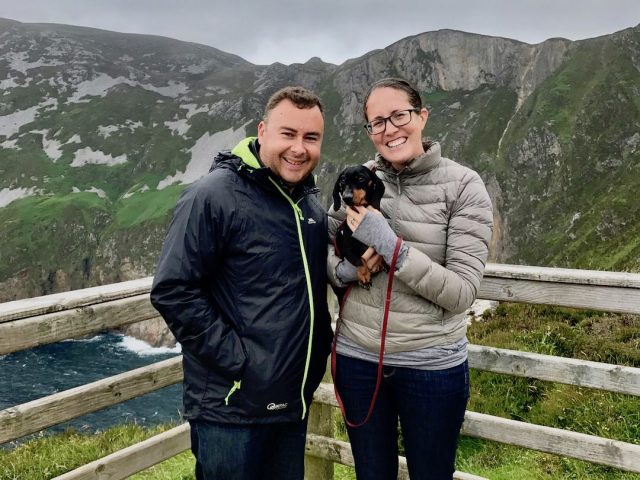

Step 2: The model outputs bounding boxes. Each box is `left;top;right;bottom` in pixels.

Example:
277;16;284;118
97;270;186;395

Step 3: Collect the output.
292;203;304;221
224;380;242;406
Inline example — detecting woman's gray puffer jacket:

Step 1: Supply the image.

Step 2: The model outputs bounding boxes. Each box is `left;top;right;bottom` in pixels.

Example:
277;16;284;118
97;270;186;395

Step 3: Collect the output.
328;142;493;353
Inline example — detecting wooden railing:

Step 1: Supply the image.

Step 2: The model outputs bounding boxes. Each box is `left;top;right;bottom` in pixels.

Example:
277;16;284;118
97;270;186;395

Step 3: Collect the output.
1;264;640;479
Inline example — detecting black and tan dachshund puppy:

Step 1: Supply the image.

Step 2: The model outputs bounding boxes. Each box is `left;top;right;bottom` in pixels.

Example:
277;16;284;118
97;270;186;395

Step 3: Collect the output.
332;165;385;289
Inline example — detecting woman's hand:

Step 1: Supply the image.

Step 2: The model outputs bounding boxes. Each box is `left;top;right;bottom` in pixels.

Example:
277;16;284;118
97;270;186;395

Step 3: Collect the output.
348;205;408;268
347;207;386;273
362;246;384;273
346;205;382;232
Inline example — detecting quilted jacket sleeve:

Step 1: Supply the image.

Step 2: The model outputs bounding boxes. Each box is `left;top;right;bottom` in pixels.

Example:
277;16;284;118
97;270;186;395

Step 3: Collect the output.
395;170;493;313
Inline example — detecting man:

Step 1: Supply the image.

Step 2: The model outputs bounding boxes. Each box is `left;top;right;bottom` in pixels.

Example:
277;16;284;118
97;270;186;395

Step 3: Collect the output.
150;86;332;480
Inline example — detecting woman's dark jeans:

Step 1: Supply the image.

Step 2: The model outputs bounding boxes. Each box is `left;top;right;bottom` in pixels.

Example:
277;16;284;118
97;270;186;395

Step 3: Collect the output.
335;354;470;480
189;417;308;480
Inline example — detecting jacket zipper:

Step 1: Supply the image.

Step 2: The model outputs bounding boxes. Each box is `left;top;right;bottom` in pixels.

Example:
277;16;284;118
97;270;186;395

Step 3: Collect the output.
224;380;242;406
268;178;315;420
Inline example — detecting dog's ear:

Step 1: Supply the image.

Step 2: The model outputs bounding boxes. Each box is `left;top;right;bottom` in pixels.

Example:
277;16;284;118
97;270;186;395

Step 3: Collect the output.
332;171;345;211
368;172;385;210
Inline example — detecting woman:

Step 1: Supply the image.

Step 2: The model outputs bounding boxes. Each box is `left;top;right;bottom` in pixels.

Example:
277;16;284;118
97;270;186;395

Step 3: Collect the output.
328;78;493;479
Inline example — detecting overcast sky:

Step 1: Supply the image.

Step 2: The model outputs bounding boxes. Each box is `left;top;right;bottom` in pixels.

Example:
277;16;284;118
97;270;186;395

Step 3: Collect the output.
1;1;639;65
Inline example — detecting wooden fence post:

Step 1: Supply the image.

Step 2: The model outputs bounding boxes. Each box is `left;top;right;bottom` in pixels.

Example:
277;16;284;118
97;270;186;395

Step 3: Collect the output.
305;361;334;480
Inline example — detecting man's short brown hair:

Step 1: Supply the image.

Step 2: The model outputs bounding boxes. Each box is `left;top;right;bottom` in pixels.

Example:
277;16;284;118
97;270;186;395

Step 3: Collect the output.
264;86;324;119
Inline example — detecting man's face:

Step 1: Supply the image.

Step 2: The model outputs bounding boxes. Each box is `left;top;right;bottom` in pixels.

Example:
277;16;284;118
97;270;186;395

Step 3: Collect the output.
257;99;324;187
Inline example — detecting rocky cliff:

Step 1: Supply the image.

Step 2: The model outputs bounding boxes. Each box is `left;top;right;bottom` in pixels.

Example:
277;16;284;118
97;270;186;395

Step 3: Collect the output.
1;19;639;306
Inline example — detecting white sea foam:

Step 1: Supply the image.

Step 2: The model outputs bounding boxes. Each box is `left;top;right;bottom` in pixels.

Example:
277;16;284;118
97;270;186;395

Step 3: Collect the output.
62;334;105;343
117;335;182;357
157;121;250;190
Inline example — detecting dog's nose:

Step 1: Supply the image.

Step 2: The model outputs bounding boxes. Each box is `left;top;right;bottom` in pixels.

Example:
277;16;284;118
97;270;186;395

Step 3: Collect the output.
342;192;353;205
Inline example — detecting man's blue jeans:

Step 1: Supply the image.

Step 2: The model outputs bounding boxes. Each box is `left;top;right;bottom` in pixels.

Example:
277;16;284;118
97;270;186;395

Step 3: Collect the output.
189;418;308;480
334;354;469;480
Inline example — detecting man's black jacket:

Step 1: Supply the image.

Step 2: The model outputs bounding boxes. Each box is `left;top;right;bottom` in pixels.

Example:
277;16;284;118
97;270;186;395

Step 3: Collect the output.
150;137;332;423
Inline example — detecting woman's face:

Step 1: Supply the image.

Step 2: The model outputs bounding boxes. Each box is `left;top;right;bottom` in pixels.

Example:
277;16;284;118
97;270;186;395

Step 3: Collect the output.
365;87;428;170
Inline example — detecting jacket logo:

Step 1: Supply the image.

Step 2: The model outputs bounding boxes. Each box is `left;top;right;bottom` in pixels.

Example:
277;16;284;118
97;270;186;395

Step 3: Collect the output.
267;402;288;411
307;218;316;224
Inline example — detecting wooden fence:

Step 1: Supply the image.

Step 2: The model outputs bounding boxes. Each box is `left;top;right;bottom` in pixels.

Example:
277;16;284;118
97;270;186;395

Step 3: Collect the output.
1;264;640;479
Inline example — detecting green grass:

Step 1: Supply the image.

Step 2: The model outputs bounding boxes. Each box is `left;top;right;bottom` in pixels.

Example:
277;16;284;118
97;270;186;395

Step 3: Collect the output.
129;451;194;480
0;193;111;280
0;423;178;480
113;185;185;229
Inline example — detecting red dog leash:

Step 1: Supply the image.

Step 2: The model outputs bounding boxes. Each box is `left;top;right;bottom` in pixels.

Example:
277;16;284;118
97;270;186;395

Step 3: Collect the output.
331;236;403;428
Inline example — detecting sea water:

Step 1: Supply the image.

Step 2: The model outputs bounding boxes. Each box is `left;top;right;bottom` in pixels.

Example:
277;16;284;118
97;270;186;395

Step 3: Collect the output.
1;333;183;443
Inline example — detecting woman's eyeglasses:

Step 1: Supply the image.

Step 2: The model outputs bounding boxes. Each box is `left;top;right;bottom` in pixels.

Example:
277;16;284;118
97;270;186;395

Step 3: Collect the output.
363;108;420;135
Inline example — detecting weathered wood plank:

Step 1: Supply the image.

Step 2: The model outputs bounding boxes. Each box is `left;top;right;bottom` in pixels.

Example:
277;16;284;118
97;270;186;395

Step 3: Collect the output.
0;277;153;323
305;433;488;480
305;365;334;479
0;357;183;444
54;428;485;480
485;264;640;288
314;382;339;407
3;264;640;325
53;423;190;480
314;384;640;473
477;277;640;314
4;274;638;355
0;294;158;355
462;411;640;473
468;345;640;396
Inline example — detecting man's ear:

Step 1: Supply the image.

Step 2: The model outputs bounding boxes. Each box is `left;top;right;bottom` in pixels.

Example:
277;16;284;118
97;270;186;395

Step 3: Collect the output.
257;120;266;142
369;172;385;210
332;172;345;212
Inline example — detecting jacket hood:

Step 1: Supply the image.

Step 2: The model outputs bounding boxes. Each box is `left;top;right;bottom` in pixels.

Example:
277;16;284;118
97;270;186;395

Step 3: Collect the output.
209;136;261;173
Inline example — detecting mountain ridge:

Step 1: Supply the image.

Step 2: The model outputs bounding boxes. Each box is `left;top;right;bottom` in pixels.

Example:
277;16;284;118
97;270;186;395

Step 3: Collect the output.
0;17;638;301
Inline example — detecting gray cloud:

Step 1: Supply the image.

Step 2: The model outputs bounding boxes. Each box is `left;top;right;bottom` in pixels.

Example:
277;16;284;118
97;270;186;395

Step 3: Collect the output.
0;0;638;64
